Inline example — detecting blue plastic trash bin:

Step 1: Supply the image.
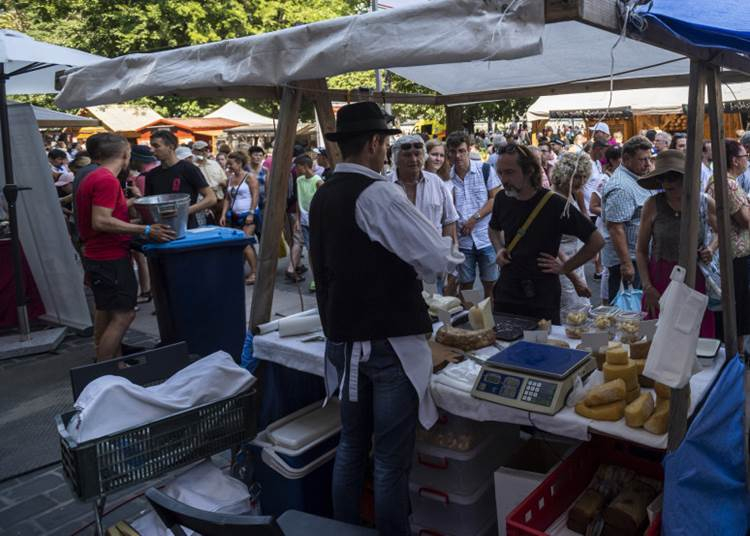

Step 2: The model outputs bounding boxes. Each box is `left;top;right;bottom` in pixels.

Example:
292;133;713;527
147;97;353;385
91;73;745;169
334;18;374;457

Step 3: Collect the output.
141;227;252;361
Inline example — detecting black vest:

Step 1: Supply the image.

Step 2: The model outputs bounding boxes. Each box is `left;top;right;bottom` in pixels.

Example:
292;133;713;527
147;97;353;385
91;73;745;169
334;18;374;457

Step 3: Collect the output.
309;172;433;342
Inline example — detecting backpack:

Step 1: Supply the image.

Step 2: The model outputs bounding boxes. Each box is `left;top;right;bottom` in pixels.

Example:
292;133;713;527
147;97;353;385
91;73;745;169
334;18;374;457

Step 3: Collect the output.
481;162;491;186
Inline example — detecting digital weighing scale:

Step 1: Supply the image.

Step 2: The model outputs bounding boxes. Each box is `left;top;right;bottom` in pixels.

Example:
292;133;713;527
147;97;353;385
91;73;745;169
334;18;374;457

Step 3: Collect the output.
471;341;596;415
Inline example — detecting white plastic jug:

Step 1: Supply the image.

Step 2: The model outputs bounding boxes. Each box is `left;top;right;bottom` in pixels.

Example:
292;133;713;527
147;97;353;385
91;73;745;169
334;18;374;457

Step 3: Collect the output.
643;266;708;388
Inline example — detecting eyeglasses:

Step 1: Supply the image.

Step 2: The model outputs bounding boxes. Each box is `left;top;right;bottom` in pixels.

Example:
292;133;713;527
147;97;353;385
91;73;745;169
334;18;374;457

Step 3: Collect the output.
398;142;423;151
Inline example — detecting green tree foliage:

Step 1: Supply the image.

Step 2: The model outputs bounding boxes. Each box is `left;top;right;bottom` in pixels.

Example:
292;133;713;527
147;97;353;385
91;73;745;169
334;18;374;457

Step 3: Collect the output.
2;0;532;125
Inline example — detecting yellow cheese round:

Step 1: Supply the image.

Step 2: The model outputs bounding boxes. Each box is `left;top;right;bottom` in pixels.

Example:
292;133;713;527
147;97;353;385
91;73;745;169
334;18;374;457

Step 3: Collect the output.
625;392;655;428
644;399;670;435
606;347;629;366
603;360;638;391
575;400;626;421
584;378;627;407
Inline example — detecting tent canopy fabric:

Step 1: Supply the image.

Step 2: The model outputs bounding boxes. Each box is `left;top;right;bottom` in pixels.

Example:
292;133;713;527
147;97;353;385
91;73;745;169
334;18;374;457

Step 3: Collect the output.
84;104;162;133
526;81;750;121
205;101;274;128
0;29;103;94
54;0;545;108
7;100;100;127
638;0;750;54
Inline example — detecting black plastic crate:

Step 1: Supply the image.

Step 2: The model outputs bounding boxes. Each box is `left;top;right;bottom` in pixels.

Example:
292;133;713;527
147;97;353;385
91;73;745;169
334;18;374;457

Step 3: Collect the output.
57;388;256;500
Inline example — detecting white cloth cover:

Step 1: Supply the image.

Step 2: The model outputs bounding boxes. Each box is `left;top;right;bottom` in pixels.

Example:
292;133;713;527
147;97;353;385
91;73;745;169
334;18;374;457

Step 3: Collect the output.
644;266;708;388
130;460;251;536
55;0;544;108
1;103;91;330
67;351;255;443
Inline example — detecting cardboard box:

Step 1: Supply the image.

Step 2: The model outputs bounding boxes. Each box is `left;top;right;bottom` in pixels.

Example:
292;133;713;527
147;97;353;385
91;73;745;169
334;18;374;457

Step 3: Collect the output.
494;436;578;536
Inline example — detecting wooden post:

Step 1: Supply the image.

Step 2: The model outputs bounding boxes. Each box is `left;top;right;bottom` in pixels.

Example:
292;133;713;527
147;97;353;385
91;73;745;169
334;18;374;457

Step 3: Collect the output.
446;105;463;134
667;60;705;451
301;79;342;166
249;85;303;332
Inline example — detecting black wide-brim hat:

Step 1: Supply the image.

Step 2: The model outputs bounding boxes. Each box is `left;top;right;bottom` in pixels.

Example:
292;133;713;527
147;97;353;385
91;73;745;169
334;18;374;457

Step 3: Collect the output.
325;101;401;142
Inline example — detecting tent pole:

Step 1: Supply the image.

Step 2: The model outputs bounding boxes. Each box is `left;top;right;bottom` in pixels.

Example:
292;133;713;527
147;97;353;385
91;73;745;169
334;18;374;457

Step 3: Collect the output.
249;85;302;332
667;59;705;451
705;65;747;488
446;106;463;134
0;63;31;340
302;79;343;166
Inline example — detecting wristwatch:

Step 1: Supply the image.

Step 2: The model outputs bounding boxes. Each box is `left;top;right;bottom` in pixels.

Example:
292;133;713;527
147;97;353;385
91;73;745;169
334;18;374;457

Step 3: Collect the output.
472;213;481;221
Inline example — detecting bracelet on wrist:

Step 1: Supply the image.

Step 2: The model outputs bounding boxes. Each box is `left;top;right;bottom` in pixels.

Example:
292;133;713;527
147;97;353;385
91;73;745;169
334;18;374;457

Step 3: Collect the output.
144;224;151;238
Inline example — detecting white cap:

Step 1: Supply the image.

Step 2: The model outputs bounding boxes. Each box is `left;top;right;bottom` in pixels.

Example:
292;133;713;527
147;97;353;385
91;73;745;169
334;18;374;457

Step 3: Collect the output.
193;140;209;150
175;146;193;160
589;122;611;136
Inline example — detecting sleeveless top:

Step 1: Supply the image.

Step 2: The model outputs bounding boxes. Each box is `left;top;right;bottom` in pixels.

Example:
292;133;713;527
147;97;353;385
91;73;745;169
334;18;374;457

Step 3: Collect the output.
651;192;705;263
228;174;253;213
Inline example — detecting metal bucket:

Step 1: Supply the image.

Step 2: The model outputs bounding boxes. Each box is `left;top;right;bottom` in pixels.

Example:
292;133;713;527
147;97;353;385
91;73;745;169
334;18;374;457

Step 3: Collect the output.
134;194;190;239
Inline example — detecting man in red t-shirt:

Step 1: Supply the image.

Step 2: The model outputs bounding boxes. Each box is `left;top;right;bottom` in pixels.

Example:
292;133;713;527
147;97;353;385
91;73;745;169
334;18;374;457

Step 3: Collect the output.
76;134;175;361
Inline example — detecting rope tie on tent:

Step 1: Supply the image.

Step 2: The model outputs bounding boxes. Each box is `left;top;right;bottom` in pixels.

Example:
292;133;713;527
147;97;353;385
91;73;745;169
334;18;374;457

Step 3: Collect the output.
482;0;525;64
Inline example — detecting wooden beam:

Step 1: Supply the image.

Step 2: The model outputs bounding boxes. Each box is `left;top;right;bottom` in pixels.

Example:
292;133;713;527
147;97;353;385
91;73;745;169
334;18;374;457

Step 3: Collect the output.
668;60;706;452
545;0;580;23
445;105;463;134
248;85;302;332
300;79;343;166
321;88;437;105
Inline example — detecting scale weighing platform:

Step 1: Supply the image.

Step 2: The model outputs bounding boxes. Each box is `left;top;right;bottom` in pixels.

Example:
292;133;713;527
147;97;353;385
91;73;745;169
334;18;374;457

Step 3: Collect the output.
471;341;596;415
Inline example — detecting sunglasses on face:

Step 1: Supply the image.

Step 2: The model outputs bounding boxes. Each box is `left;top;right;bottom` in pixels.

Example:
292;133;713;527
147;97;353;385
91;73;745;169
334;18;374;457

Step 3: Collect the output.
399;142;424;151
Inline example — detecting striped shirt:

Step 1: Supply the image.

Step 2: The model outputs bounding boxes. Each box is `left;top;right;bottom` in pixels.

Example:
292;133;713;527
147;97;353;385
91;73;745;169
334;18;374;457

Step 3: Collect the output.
451;160;501;250
601;164;653;267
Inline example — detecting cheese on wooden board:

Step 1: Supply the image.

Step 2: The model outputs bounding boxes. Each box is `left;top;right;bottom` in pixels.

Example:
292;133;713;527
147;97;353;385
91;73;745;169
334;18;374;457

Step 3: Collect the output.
435;325;495;351
575;400;626;421
643;399;670;435
603;360;638;391
629;339;651;360
584;379;626;407
605;346;629;365
624;392;655;428
468;297;494;330
625;386;641;404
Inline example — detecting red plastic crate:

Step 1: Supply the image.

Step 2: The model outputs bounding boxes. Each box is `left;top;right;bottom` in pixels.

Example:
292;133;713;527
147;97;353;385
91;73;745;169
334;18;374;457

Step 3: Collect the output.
506;436;664;536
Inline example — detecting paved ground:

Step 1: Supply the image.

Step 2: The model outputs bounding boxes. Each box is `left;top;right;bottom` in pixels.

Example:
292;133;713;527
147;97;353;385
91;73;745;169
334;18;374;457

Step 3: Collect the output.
0;255;602;535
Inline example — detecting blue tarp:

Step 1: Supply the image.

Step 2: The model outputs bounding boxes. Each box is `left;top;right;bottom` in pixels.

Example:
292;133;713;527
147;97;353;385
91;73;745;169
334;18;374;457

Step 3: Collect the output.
663;355;750;535
637;0;750;54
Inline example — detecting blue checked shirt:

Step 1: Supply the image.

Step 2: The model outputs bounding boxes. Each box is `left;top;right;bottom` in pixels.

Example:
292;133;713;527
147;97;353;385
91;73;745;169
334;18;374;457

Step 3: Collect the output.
601;165;653;267
451;161;501;250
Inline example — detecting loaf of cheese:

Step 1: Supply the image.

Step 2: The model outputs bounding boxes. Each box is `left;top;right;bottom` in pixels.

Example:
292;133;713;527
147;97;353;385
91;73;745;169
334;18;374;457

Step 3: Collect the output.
629;339;651;360
644;399;670;435
603;360;638;391
567;488;605;534
468;297;494;330
575;400;626;421
603;479;658;535
584;379;626;407
625;386;641;403
605;346;629;365
625;392;655;428
435;325;496;351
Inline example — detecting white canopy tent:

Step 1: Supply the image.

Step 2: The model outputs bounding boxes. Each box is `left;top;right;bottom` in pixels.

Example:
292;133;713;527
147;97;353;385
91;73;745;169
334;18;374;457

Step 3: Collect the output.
205;101;274;128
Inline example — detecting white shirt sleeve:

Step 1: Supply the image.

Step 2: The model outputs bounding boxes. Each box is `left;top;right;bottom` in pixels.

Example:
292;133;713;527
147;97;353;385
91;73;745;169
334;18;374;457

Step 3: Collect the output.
441;181;459;226
487;164;501;190
355;181;464;283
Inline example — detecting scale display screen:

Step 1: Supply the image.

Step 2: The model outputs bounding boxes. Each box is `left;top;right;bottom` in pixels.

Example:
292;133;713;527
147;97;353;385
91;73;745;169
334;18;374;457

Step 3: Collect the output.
477;371;524;399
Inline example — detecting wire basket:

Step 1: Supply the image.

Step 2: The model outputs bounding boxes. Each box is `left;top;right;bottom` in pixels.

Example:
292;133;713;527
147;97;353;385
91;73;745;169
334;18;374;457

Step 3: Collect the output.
56;388;256;501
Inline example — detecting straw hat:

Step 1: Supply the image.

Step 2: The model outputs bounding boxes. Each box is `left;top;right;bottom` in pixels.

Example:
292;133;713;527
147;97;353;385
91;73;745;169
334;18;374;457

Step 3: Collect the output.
638;149;685;190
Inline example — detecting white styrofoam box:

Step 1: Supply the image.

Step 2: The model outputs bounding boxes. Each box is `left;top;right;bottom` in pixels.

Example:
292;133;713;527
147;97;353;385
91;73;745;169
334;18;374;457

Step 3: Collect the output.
266;399;340;450
494;436;578;536
411;511;497;536
411;424;520;496
410;478;496;536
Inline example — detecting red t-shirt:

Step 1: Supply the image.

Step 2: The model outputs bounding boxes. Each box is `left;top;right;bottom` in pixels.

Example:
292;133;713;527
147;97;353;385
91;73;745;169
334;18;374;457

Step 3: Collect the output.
76;167;131;260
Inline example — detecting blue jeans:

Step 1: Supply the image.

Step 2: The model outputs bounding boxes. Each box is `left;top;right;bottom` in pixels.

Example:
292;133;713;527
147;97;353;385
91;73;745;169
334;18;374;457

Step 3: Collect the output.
458;245;499;284
326;340;418;536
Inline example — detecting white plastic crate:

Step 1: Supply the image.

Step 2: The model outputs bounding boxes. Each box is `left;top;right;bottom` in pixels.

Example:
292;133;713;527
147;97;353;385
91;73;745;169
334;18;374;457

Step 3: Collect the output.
411;424;520;495
411;512;497;536
409;478;496;536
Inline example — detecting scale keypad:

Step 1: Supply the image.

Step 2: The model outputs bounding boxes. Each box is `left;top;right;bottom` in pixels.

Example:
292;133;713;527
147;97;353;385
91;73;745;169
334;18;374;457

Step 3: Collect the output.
521;380;542;401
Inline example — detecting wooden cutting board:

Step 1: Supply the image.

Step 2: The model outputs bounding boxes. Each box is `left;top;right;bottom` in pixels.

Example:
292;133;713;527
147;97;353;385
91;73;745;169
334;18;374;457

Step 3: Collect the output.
428;340;465;372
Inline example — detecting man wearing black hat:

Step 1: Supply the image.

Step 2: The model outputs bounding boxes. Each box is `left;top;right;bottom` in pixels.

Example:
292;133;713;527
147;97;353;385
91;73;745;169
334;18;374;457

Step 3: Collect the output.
309;102;463;535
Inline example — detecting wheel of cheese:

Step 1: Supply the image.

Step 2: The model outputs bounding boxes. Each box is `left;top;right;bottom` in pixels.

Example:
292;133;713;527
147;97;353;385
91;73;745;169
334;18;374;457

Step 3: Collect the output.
575;400;626;421
605;347;629;366
603;360;638;391
625;386;641;403
644;399;670;435
625;392;655;428
583;378;626;407
629;339;651;360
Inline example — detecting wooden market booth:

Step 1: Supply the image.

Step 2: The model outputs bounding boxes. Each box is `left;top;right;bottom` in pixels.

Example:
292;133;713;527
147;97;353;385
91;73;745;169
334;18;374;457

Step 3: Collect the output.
55;0;750;531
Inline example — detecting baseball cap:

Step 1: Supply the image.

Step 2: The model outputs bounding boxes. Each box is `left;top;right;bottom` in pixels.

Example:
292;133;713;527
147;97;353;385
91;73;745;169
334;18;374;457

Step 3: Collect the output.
130;144;157;163
193;140;209;151
589;122;611;136
175;146;193;160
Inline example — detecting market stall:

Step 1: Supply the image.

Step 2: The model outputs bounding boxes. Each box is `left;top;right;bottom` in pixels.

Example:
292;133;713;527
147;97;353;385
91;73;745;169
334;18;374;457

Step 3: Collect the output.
53;0;750;534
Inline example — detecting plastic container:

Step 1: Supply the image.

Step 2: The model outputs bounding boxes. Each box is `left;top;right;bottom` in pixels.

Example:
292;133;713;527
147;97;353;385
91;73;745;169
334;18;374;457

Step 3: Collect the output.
141;227;253;361
410;512;496;536
410;478;496;536
411;425;520;496
134;193;190;239
415;410;497;453
506;436;663;536
616;311;645;344
563;319;591;340
251;400;341;518
561;304;590;326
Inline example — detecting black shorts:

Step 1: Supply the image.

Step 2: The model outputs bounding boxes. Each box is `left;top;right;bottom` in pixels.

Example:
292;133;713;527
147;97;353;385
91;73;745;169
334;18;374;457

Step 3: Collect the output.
84;257;138;312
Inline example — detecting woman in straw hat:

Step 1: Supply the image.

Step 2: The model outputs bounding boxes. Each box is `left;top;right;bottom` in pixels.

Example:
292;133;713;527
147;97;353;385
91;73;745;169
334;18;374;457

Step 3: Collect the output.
635;149;717;337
